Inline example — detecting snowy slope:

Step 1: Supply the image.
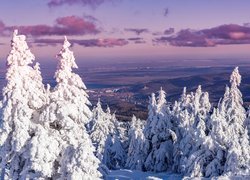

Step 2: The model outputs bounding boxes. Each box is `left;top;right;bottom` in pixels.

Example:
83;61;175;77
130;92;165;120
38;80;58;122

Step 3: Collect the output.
106;170;250;180
106;169;182;180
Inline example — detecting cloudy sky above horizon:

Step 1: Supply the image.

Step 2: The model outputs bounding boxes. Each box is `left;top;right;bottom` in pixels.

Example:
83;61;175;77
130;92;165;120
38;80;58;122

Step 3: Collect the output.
1;0;250;61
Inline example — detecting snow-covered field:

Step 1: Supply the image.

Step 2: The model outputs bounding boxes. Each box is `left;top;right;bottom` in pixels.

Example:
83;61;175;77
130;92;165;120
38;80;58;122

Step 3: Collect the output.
106;170;250;180
106;170;182;180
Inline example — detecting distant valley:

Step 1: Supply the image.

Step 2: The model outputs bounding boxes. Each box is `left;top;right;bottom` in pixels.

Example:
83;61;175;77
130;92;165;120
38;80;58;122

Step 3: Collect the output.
1;58;250;120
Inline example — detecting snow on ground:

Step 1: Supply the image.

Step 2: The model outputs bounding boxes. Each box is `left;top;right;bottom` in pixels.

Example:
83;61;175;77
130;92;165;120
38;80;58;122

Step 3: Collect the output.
105;169;182;180
106;170;250;180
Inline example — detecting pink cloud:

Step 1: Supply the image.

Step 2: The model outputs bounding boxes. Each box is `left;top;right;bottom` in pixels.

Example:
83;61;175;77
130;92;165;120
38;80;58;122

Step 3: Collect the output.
1;16;100;36
55;16;99;35
229;32;247;40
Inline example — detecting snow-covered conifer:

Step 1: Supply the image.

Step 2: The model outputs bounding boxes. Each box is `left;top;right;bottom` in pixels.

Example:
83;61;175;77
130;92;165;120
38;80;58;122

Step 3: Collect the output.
157;87;167;113
0;30;46;179
217;67;250;175
144;93;157;139
126;115;146;170
89;100;116;163
183;68;250;178
89;100;126;170
144;88;176;172
173;86;212;175
36;36;101;179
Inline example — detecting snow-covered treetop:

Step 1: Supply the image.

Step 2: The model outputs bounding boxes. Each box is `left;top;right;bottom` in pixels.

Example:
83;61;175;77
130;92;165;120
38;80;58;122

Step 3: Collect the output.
131;115;144;131
148;93;157;116
55;36;78;83
92;98;105;122
181;87;187;101
106;106;111;114
200;92;211;112
196;85;202;95
224;86;230;97
157;87;166;105
230;66;241;88
96;98;102;110
149;93;157;107
157;87;167;113
7;29;35;66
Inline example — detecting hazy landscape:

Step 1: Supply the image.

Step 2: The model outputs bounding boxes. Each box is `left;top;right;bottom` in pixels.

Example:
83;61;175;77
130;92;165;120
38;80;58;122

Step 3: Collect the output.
2;58;250;120
1;1;250;179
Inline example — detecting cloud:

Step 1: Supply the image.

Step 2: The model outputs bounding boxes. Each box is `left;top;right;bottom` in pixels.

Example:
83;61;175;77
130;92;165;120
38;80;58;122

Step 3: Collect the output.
47;0;118;8
163;8;169;17
152;28;174;36
0;16;100;36
127;37;146;44
164;28;174;35
83;13;99;23
124;28;149;35
33;39;63;46
154;24;250;47
33;37;128;47
127;37;143;41
243;23;250;27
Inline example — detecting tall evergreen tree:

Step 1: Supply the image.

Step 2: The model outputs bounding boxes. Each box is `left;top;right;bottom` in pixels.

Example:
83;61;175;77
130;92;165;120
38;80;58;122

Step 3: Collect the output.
144;88;176;172
183;67;250;178
89;99;126;170
0;30;46;179
172;85;211;176
36;37;101;179
217;67;250;175
126;115;146;170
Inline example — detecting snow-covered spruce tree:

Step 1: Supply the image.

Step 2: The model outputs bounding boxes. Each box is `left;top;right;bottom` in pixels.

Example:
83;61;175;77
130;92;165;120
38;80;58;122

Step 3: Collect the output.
204;107;229;177
183;67;250;178
246;106;250;137
104;113;127;170
189;87;232;178
144;87;177;172
214;67;250;176
144;93;157;140
37;37;101;179
116;117;130;163
0;30;46;179
90;99;114;162
89;99;126;170
125;115;146;170
172;85;212;175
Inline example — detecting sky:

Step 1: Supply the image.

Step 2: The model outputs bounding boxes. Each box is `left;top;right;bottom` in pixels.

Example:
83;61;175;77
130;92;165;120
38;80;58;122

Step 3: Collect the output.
1;0;250;61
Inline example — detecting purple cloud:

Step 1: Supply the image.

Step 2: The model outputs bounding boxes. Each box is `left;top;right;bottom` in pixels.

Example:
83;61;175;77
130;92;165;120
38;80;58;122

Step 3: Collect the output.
127;37;143;41
163;8;169;17
47;0;118;8
33;38;128;47
0;16;100;36
127;37;146;44
164;28;174;35
243;23;250;27
124;28;149;35
155;24;250;47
